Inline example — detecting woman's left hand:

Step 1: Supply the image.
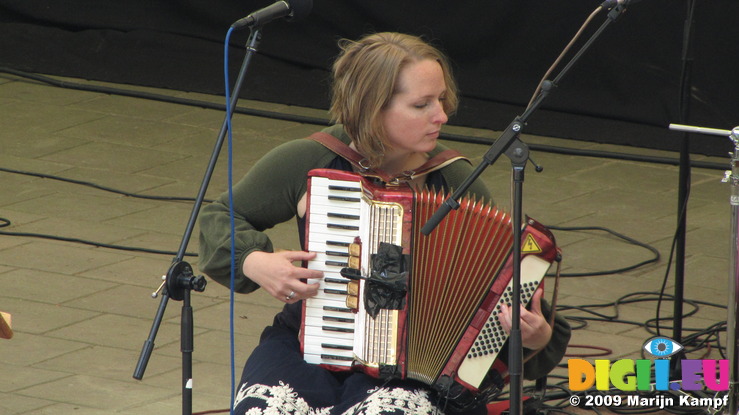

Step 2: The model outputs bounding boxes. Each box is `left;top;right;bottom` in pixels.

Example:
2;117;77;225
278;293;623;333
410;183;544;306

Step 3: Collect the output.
498;287;552;350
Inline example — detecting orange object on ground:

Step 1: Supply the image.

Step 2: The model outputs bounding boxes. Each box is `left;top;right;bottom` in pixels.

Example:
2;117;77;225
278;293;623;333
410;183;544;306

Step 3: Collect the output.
0;311;12;339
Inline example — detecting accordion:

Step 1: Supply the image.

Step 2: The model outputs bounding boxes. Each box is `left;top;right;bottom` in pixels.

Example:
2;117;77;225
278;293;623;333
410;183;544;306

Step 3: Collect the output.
300;168;559;399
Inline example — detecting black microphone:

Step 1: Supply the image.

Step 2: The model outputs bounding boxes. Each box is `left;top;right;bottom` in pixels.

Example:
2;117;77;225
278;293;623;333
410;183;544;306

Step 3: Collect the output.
232;0;313;29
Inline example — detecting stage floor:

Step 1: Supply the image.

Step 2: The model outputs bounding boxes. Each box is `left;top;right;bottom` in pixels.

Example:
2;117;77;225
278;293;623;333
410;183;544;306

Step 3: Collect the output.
0;72;733;414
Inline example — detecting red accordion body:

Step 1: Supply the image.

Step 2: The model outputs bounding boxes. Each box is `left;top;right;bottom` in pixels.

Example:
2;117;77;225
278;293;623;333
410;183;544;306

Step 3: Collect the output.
300;168;559;397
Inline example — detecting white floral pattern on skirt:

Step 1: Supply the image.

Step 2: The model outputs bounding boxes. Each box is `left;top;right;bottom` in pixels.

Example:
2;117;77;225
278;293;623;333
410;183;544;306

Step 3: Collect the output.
234;381;441;415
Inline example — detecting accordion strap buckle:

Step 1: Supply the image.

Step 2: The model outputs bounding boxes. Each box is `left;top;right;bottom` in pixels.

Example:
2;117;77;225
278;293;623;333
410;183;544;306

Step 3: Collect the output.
358;158;372;172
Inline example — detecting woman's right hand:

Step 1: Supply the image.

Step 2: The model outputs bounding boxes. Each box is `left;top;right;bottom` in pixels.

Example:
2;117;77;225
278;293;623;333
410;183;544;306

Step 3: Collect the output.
243;250;323;303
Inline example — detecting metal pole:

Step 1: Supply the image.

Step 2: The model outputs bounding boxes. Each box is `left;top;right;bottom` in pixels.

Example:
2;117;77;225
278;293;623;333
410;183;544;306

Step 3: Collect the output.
669;124;739;414
726;127;739;415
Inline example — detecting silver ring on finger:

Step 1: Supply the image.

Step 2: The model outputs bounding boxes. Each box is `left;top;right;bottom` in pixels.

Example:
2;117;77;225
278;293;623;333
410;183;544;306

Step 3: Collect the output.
285;291;296;301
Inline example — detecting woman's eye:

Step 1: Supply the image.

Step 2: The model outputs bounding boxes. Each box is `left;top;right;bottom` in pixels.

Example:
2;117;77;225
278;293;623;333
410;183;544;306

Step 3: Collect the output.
415;98;444;109
643;337;684;358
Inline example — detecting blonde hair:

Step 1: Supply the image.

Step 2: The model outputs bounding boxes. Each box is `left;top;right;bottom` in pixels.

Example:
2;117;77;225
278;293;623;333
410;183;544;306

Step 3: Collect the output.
329;32;459;167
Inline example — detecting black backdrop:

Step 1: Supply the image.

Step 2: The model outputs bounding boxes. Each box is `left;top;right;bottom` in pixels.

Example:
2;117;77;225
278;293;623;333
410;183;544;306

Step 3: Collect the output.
1;0;737;155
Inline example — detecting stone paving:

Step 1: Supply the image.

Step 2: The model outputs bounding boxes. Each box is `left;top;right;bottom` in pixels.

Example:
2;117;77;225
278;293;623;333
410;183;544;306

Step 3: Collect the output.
0;72;735;414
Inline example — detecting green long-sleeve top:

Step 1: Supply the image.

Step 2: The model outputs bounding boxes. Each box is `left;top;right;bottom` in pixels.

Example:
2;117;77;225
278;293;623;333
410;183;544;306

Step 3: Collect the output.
198;124;491;293
197;124;570;380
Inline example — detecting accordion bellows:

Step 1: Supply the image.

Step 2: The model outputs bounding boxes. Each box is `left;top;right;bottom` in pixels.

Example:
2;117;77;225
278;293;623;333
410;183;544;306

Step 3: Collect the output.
300;168;559;397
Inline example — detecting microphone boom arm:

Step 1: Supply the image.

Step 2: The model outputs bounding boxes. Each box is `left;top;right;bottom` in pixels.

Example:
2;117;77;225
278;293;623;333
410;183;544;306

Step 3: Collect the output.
420;5;629;415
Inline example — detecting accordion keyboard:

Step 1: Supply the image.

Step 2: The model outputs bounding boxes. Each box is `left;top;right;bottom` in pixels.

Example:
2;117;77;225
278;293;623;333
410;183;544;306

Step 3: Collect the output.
303;176;364;366
303;174;406;369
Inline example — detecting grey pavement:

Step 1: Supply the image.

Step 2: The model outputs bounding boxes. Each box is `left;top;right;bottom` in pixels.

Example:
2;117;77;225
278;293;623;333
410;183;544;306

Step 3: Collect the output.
0;72;734;414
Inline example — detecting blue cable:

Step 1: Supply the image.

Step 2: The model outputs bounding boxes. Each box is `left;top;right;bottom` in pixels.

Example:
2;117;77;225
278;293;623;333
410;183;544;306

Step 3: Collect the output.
223;25;237;415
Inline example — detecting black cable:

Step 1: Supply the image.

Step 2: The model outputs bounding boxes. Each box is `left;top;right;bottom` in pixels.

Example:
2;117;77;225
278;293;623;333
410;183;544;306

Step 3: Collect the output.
0;67;331;127
0;164;205;256
0;166;212;203
0;143;214;257
563;344;612;358
3;162;660;274
0;69;714;278
3;51;732;415
1;68;731;396
0;67;729;172
557;291;705;331
555;291;728;365
0;79;665;277
0;216;197;257
0;164;661;275
545;225;660;277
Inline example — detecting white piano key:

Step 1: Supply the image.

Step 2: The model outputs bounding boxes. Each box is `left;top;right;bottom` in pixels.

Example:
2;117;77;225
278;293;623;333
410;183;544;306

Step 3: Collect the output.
306;204;361;216
307;223;362;239
302;334;355;348
303;353;353;366
306;260;346;273
305;278;351;295
302;324;356;341
308;243;354;258
305;297;353;311
304;316;355;332
310;176;362;191
303;343;354;358
304;308;355;324
308;238;359;253
307;283;349;297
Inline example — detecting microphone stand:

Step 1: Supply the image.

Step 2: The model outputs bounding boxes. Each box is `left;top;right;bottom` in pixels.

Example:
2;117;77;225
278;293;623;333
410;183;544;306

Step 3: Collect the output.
420;4;631;415
671;0;696;372
669;123;739;415
132;26;264;415
727;126;739;415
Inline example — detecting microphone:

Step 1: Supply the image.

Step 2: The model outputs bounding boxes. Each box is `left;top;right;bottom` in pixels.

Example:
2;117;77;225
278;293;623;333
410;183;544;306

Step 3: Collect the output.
232;0;313;29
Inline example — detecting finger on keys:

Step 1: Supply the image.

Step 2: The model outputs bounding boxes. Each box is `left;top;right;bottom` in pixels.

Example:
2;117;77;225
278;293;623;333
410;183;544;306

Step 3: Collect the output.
529;287;545;316
281;250;317;263
498;304;512;333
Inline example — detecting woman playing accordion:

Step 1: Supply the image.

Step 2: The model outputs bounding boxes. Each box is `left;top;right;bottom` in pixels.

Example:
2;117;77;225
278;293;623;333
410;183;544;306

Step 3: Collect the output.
198;32;571;415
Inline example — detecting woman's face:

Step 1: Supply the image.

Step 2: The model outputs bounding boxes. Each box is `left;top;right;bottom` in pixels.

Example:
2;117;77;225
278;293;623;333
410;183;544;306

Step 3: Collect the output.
380;59;449;158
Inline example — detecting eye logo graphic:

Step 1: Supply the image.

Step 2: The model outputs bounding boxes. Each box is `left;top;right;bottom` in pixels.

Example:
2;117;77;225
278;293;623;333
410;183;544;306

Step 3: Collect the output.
643;336;684;358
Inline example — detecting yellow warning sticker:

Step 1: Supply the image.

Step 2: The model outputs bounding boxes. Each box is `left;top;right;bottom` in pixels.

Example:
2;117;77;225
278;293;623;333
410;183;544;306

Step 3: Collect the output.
522;234;542;253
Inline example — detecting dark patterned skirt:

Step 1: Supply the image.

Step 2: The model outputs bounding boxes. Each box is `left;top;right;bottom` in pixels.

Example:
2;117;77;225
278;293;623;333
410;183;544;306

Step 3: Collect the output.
233;325;489;415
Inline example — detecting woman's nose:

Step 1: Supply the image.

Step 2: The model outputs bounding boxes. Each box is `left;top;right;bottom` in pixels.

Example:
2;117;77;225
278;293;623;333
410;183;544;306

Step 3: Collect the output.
432;101;448;124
